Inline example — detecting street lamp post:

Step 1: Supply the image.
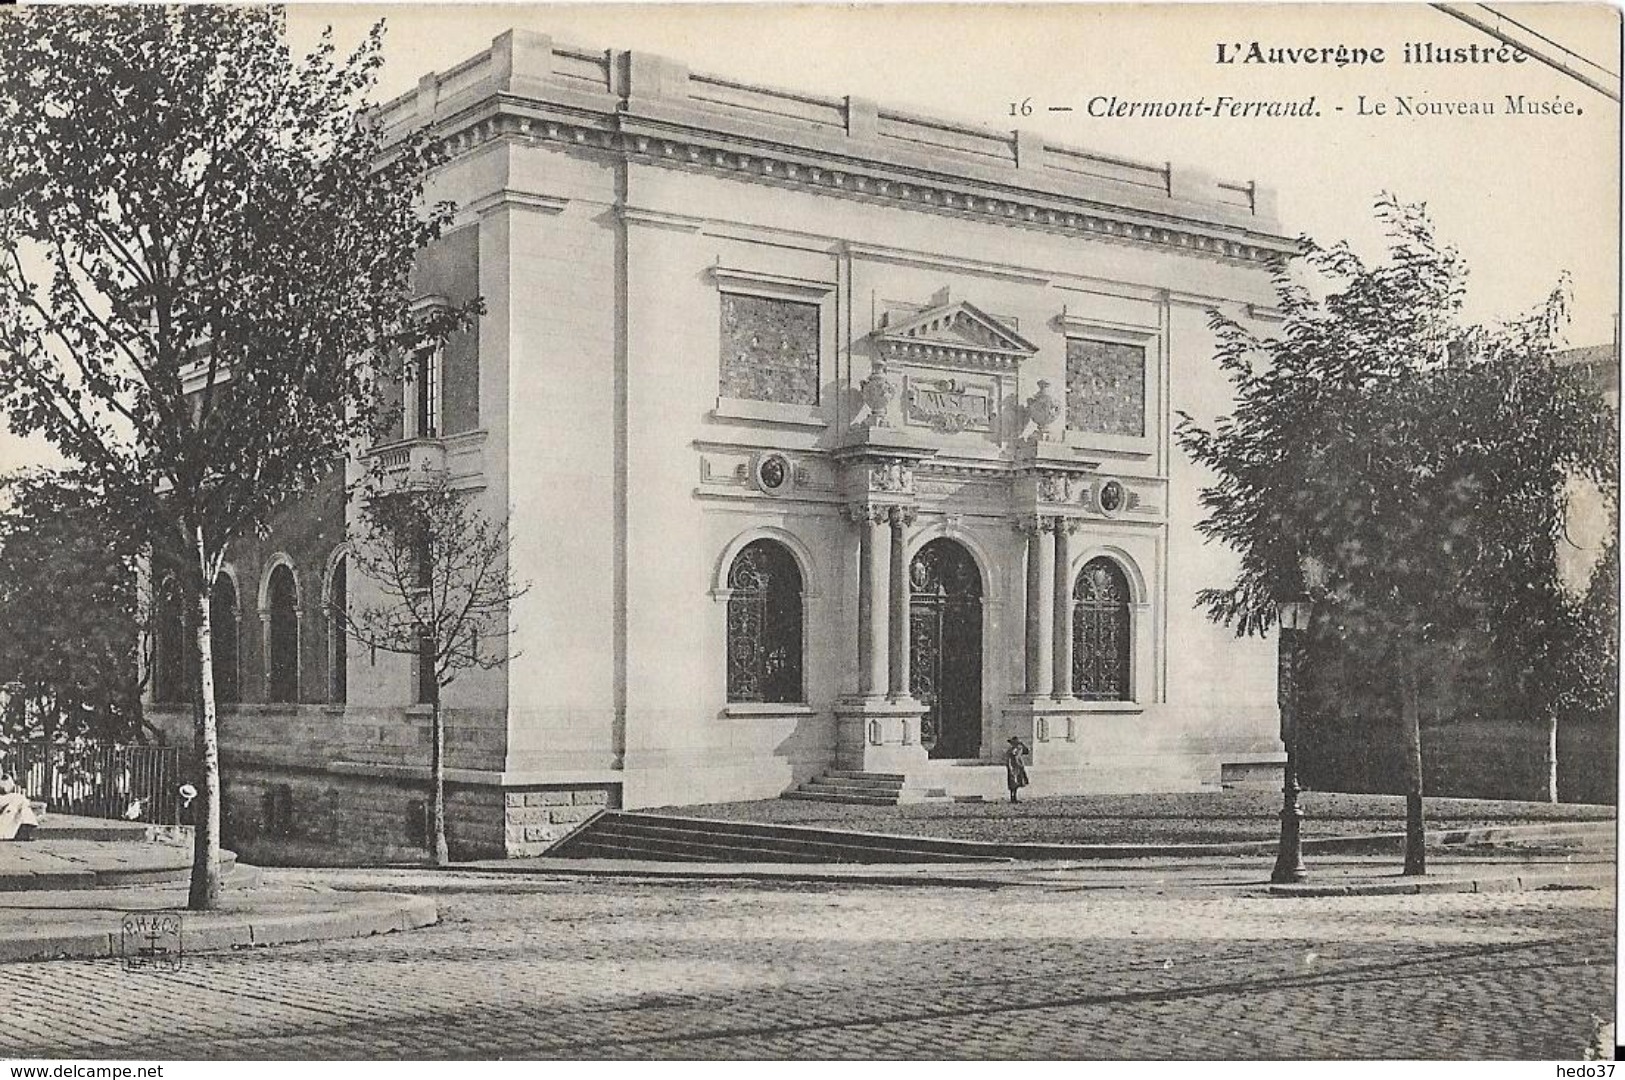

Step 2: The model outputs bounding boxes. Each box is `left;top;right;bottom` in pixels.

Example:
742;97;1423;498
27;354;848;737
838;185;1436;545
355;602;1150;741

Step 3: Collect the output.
1271;592;1310;884
1271;553;1324;886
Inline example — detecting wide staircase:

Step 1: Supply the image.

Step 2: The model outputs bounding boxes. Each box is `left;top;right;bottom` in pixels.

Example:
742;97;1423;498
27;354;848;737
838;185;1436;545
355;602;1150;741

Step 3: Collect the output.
780;770;906;805
551;811;1006;864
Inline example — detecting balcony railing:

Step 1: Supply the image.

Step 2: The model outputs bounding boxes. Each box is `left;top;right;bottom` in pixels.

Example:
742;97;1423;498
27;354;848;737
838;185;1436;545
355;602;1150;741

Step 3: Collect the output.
366;437;449;488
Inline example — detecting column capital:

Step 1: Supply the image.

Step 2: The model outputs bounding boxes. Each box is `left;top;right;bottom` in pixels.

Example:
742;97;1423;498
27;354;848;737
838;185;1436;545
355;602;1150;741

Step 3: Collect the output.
848;502;918;526
1012;513;1058;536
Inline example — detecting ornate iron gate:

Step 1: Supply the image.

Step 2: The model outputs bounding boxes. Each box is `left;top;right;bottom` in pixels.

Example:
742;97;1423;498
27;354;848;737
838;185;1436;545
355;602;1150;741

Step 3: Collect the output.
909;539;983;759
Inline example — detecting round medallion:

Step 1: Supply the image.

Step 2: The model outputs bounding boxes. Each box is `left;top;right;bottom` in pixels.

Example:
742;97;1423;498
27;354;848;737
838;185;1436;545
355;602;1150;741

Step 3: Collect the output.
752;452;793;496
1098;479;1125;514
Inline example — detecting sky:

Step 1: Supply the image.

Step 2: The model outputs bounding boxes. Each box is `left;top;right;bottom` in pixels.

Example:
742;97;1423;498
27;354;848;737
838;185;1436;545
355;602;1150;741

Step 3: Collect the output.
287;2;1621;343
2;3;1619;475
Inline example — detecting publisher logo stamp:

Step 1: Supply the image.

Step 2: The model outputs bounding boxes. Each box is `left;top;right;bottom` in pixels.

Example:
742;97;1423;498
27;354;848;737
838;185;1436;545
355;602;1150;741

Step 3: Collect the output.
120;912;183;971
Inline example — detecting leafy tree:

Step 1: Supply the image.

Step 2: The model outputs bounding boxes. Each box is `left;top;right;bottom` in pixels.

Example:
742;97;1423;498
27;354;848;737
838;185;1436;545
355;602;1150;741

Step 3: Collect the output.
340;466;527;865
0;7;469;908
0;471;146;776
1177;195;1617;875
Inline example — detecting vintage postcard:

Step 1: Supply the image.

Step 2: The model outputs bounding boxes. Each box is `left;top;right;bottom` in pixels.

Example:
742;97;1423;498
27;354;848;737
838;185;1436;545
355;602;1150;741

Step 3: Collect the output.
0;1;1615;1066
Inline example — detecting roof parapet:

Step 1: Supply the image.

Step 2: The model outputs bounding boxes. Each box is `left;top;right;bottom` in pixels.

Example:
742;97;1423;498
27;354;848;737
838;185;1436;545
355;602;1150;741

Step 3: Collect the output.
377;29;1292;253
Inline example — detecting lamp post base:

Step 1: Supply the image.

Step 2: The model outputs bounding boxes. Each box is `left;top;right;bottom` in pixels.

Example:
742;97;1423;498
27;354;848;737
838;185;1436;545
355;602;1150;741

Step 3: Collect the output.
1271;802;1308;884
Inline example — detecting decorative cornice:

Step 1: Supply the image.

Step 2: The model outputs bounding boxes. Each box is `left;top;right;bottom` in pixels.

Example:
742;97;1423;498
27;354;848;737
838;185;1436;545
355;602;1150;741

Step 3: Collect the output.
618;205;706;232
711;265;835;298
464;189;569;217
432;108;1297;266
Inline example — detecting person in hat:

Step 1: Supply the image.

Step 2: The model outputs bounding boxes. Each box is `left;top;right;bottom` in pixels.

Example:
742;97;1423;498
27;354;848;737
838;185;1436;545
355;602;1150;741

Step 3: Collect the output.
1004;736;1031;804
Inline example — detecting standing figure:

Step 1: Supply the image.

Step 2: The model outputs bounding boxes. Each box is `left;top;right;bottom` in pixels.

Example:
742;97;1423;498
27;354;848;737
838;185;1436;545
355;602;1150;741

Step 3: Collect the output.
1004;736;1031;804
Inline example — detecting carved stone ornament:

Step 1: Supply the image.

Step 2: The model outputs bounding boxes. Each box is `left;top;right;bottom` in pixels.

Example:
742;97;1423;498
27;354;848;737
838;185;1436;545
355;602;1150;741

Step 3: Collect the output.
905;376;996;434
1026;378;1063;441
859;360;900;428
1036;473;1071;503
1098;478;1127;514
868;461;914;493
1012;513;1057;536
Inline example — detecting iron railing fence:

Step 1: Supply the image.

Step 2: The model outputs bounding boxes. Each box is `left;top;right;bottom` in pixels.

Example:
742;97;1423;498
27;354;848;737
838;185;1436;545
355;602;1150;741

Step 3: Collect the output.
0;743;183;825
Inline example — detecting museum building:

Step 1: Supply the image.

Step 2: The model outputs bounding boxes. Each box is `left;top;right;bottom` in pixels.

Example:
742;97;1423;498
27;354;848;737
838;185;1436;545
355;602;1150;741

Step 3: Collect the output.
147;30;1299;860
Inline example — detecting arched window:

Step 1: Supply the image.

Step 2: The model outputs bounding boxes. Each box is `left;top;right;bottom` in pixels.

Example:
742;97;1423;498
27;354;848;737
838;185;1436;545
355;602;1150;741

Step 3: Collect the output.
327;556;347;705
1072;557;1132;701
267;564;299;703
725;540;803;703
153;579;187;704
210;573;239;704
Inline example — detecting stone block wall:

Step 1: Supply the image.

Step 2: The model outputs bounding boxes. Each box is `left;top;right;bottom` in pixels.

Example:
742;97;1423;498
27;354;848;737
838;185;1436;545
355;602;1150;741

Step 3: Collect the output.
218;764;621;864
501;785;621;856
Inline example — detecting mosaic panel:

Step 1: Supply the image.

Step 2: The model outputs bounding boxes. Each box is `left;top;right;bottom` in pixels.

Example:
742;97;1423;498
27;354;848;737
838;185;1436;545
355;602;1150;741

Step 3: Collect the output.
1066;339;1146;438
719;294;820;406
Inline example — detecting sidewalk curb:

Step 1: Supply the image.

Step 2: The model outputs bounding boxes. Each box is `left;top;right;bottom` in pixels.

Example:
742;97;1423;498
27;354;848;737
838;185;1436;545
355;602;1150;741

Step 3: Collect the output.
0;893;439;963
1266;868;1614;898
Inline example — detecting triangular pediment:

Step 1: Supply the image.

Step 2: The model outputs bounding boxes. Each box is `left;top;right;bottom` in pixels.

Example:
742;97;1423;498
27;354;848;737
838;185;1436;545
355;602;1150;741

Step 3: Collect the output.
875;300;1037;370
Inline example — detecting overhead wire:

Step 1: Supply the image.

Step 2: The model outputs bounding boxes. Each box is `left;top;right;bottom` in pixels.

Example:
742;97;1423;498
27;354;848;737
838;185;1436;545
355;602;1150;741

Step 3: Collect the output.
1476;3;1620;80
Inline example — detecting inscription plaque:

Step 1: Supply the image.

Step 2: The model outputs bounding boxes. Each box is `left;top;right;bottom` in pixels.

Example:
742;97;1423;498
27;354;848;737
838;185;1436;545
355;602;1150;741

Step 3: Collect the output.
904;377;995;434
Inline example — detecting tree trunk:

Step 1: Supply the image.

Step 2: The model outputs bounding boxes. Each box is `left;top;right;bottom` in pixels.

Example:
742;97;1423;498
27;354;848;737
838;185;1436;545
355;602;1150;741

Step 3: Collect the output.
1546;711;1559;803
1400;652;1427;876
429;682;448;866
188;527;223;910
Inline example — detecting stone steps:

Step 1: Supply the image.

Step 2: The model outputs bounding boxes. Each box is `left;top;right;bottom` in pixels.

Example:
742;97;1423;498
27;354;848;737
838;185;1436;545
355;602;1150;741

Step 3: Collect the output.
781;771;906;806
552;811;1006;864
548;809;1615;865
782;790;900;806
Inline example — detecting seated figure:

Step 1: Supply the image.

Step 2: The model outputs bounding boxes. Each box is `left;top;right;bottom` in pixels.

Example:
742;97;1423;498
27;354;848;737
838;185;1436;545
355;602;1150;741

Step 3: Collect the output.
0;777;39;841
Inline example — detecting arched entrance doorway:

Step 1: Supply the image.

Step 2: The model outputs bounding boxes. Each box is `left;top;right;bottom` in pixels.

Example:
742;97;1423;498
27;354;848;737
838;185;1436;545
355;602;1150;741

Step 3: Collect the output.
909;538;983;759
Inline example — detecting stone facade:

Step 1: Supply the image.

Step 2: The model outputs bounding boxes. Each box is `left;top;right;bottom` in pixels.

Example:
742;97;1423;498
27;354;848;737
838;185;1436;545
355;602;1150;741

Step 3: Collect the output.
148;28;1296;860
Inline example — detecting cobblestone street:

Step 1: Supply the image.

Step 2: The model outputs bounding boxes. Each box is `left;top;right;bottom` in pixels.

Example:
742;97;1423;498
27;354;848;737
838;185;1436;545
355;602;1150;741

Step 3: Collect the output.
2;867;1613;1060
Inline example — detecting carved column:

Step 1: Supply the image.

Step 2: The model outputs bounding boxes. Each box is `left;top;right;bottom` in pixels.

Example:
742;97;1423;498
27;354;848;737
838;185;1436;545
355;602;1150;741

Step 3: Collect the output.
855;508;889;698
1024;517;1055;696
1052;520;1074;700
887;506;913;700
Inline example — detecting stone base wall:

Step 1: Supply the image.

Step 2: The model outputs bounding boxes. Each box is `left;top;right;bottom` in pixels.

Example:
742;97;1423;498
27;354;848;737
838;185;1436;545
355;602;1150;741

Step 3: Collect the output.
219;763;621;864
501;785;618;856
